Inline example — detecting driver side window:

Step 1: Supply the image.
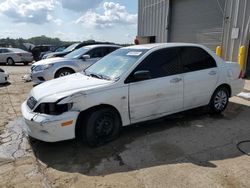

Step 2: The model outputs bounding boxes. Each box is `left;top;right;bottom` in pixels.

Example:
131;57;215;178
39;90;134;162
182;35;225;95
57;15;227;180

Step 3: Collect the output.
88;48;104;58
128;47;181;82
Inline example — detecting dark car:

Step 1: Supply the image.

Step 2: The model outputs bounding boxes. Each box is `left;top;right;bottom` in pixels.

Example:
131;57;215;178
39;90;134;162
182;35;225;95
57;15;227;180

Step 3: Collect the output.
42;41;115;59
31;45;57;61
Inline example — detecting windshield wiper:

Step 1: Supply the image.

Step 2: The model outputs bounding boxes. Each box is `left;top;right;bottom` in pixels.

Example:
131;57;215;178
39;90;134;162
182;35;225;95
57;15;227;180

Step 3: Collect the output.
86;72;111;80
85;72;102;79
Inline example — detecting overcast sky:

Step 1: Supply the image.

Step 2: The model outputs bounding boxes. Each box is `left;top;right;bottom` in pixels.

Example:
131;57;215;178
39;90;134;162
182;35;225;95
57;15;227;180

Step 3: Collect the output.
0;0;138;43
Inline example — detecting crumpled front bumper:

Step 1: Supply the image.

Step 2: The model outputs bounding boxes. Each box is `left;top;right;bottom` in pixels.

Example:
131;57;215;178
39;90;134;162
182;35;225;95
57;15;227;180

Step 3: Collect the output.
21;101;79;142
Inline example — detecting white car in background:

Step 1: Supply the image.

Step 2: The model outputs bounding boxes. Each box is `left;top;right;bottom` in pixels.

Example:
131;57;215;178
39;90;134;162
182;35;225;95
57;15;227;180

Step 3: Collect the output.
30;44;121;84
0;68;9;84
21;43;244;146
0;48;33;65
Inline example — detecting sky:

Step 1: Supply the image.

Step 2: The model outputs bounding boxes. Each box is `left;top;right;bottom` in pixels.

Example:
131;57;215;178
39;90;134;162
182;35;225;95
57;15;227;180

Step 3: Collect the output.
0;0;138;43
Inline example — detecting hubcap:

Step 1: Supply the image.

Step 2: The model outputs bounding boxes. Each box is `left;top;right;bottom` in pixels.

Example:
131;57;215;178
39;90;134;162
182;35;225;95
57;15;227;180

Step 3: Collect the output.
214;90;228;110
8;59;13;65
95;114;114;138
59;71;71;77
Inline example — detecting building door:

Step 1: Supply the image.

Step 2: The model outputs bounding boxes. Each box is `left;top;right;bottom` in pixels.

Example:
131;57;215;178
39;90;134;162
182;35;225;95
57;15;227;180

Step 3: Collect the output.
169;0;226;51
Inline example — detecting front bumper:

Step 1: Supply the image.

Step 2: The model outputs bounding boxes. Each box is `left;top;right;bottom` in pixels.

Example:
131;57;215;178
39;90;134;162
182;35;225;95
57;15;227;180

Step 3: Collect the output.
1;73;9;83
21;102;79;142
31;69;54;84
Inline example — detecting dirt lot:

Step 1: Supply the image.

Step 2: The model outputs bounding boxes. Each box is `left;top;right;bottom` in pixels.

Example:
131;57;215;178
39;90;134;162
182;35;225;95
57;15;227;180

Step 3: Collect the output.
1;65;250;188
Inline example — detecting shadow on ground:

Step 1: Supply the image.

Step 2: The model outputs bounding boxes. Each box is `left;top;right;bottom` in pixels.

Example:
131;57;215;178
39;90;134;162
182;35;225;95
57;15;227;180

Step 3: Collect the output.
30;102;250;176
0;82;11;87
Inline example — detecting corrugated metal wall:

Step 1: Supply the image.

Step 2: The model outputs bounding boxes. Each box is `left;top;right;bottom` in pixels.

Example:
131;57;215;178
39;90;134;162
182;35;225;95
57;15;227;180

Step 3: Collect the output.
138;0;169;42
222;0;250;63
138;0;250;73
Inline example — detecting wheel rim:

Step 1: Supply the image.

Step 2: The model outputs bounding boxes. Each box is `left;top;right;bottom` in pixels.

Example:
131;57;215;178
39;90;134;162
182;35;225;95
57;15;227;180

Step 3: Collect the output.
214;90;228;110
59;71;71;77
8;59;13;65
95;113;114;139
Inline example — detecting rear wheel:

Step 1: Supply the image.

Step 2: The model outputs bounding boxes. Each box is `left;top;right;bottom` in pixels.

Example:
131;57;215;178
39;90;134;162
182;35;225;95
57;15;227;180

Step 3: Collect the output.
209;86;229;114
83;108;121;147
7;58;15;66
55;68;75;78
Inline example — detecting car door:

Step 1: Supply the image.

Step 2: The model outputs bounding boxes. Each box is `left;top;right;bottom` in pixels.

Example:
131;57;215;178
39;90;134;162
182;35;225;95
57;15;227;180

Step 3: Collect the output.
0;49;8;63
127;47;184;123
180;47;219;109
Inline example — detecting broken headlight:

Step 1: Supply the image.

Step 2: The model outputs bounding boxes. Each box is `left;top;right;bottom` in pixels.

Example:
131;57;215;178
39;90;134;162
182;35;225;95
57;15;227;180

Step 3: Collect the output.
34;102;73;115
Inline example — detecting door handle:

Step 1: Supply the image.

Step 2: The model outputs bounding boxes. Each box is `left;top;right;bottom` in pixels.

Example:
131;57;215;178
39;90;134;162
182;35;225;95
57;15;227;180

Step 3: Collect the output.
209;70;217;75
170;78;182;83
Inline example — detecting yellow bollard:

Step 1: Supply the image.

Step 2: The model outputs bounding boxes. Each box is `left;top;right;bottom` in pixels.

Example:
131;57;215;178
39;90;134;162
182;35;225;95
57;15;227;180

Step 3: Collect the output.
238;46;246;71
216;46;222;57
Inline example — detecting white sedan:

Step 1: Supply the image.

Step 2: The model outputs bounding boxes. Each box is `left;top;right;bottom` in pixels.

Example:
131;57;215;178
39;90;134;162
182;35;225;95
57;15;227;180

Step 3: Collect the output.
0;48;33;65
0;68;9;84
21;43;244;146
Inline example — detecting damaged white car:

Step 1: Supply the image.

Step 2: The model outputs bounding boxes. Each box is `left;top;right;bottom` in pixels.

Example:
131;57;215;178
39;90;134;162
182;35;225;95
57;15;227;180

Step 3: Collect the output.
21;43;244;146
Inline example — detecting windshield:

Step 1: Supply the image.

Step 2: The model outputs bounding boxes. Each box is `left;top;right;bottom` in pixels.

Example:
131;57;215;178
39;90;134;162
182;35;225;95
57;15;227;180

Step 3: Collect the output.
63;43;80;52
85;48;148;81
64;46;90;59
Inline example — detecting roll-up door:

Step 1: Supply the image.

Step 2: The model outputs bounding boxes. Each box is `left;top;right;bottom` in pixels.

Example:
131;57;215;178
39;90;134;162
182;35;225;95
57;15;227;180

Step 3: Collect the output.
169;0;226;51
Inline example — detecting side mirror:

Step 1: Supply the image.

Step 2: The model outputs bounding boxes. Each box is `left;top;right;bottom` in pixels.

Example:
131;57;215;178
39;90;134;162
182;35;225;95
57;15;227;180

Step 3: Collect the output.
82;54;90;61
133;70;151;82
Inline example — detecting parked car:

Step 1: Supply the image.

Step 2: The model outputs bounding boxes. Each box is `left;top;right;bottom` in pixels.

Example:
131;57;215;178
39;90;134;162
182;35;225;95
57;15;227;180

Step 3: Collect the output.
42;43;81;59
0;68;9;84
0;48;33;65
42;41;116;59
31;45;57;61
40;45;69;59
21;43;244;146
30;44;121;84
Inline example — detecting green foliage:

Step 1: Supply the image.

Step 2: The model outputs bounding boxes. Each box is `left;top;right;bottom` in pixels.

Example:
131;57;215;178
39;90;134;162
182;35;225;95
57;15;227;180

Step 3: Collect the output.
0;36;78;50
0;35;134;50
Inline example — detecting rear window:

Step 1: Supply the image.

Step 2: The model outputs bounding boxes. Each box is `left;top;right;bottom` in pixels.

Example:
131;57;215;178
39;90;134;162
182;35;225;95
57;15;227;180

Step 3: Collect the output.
180;47;216;72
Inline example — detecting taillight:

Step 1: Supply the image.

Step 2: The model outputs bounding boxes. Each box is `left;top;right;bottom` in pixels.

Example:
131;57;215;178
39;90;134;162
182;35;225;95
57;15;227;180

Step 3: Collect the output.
238;70;243;79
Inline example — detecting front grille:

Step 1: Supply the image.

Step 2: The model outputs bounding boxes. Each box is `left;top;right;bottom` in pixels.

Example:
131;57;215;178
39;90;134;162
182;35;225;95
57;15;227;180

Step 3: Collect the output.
27;97;37;109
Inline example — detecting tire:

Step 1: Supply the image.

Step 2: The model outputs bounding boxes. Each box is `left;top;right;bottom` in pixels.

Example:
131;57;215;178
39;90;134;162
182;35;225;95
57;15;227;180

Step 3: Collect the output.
84;108;121;147
7;58;15;66
55;68;75;78
209;86;229;114
23;62;29;66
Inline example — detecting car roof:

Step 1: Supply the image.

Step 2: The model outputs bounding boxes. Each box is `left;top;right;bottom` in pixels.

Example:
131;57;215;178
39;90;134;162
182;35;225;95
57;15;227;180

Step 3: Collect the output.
124;43;205;50
83;44;122;49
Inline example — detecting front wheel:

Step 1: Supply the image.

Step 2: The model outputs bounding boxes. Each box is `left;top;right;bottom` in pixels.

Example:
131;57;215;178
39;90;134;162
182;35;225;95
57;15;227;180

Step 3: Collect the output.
209;87;229;114
55;68;75;78
84;108;121;147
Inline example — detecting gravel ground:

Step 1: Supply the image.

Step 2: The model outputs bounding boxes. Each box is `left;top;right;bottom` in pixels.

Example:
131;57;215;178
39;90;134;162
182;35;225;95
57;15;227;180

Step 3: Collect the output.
1;64;250;188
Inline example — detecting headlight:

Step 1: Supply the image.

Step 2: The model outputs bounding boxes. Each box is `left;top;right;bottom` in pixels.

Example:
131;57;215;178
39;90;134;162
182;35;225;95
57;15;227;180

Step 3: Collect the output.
34;64;54;72
34;102;73;115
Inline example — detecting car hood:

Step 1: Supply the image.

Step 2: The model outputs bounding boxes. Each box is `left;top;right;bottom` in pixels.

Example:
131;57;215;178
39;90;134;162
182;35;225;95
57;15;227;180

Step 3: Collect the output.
30;73;114;102
33;57;75;66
